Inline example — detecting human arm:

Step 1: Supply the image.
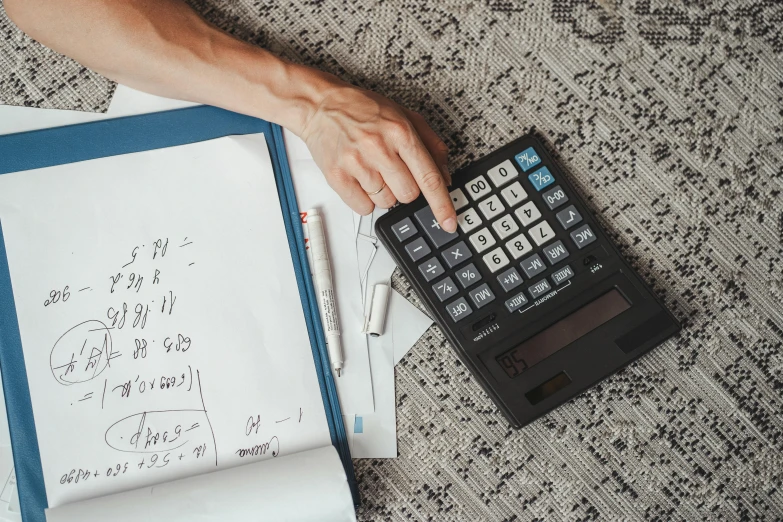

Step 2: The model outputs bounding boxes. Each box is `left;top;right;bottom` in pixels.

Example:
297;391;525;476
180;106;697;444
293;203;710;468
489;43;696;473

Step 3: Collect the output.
4;0;457;230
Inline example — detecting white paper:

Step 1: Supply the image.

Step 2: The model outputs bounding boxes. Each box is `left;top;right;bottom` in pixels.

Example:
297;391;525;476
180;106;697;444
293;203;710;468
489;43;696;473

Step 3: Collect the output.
45;445;355;522
286;130;374;415
0;85;197;136
349;315;397;458
0;134;333;508
391;290;433;366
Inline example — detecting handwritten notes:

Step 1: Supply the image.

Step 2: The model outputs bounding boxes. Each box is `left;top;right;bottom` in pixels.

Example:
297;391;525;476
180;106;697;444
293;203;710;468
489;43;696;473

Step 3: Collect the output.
0;134;332;508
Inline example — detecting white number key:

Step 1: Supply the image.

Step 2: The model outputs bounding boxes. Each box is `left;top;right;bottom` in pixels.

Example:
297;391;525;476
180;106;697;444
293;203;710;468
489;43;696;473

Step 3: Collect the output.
457;208;483;233
529;220;556;246
468;227;496;253
487;159;519;187
500;181;528;207
449;188;469;211
515;201;541;226
465;175;492;201
482;247;510;273
505;233;533;259
477;195;505;220
492;215;519;239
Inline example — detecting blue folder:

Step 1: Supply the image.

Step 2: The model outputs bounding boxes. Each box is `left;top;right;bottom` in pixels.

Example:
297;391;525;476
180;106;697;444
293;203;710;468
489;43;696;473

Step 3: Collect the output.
0;106;360;521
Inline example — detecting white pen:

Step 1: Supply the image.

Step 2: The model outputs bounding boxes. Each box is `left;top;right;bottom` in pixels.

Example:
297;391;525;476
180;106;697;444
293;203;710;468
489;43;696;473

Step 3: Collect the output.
307;208;345;377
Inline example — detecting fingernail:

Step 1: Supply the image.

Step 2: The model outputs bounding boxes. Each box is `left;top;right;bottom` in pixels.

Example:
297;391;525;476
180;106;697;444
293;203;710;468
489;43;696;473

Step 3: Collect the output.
443;217;457;233
440;164;452;185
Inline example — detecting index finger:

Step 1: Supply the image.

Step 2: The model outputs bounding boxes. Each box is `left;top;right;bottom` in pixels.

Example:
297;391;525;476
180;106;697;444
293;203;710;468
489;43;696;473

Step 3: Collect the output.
398;132;457;233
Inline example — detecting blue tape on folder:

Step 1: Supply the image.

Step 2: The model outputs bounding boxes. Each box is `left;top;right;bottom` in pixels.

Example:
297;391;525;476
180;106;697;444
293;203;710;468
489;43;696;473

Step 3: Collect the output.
0;106;359;521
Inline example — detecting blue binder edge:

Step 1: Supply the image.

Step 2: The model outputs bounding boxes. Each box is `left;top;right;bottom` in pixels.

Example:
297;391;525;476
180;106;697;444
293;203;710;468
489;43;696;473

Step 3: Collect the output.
0;106;360;521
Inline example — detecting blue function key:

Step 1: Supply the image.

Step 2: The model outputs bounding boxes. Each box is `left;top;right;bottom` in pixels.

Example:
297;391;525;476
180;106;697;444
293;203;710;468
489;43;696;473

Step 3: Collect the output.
527;166;555;192
514;147;542;172
414;206;458;248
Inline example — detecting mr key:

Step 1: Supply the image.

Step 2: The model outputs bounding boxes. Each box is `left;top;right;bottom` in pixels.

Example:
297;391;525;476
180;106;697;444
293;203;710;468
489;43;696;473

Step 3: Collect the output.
376;134;679;428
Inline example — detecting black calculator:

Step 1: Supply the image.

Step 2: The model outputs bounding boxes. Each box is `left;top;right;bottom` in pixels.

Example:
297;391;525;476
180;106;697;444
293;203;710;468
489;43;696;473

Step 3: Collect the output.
375;135;680;428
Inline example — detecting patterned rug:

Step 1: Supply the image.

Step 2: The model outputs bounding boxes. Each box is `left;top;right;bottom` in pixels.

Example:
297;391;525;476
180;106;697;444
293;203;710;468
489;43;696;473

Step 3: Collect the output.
2;1;782;520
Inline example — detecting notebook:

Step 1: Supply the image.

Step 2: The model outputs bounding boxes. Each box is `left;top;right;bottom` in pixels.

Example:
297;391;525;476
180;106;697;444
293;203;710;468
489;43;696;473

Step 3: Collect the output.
0;107;358;521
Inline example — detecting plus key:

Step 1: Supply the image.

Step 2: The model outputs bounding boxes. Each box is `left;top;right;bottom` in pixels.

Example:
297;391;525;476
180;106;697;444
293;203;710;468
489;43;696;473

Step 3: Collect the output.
414;206;458;248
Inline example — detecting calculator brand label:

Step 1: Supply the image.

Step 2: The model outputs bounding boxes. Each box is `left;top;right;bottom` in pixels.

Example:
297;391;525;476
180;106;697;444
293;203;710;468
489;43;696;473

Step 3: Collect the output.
514;147;541;172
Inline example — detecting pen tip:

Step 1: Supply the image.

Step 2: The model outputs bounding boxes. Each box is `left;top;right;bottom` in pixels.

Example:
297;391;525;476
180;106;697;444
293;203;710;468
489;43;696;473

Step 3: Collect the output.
336;368;341;377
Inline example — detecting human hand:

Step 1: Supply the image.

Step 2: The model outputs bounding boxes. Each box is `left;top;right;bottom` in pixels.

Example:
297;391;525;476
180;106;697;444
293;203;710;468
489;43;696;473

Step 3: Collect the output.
299;82;457;232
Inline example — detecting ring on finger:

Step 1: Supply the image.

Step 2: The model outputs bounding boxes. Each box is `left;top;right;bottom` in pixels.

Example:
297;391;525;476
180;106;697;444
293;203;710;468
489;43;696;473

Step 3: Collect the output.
365;182;387;196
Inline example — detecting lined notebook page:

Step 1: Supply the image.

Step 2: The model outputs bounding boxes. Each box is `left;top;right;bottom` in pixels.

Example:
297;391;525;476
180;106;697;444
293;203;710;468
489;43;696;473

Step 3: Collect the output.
0;134;332;508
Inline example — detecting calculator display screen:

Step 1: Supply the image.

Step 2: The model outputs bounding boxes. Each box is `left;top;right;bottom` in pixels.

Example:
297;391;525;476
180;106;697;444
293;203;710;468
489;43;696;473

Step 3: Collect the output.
496;289;631;378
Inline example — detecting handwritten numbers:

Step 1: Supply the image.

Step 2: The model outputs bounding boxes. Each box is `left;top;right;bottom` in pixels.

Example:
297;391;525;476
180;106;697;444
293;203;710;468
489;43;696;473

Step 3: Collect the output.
161;291;177;315
133;339;147;359
193;444;208;459
133;304;149;329
148;454;159;468
107;304;128;329
164;334;191;354
153;269;161;284
126;273;143;292
44;286;70;307
153;238;169;260
122;246;139;269
110;273;122;293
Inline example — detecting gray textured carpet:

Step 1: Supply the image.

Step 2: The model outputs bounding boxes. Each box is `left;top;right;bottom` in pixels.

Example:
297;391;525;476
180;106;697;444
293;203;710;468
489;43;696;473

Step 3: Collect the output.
2;1;783;520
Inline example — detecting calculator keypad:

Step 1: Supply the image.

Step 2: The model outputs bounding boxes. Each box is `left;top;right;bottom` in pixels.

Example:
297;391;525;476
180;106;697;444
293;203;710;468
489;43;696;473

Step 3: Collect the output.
465;175;492;200
392;217;417;242
529;220;555;247
497;267;523;292
541;185;568;211
542;240;569;265
570;224;597;249
469;227;496;253
415;206;458;248
405;237;431;261
388;144;600;325
555;205;582;230
514;201;541;226
478;195;505;220
433;277;459;302
487;160;518;187
469;283;495;308
483;247;510;273
528;166;555;191
447;297;473;322
500;182;528;207
456;263;481;288
419;258;445;281
450;188;469;211
457;208;482;233
520;253;547;279
442;241;471;268
505;233;533;259
492;215;519;239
